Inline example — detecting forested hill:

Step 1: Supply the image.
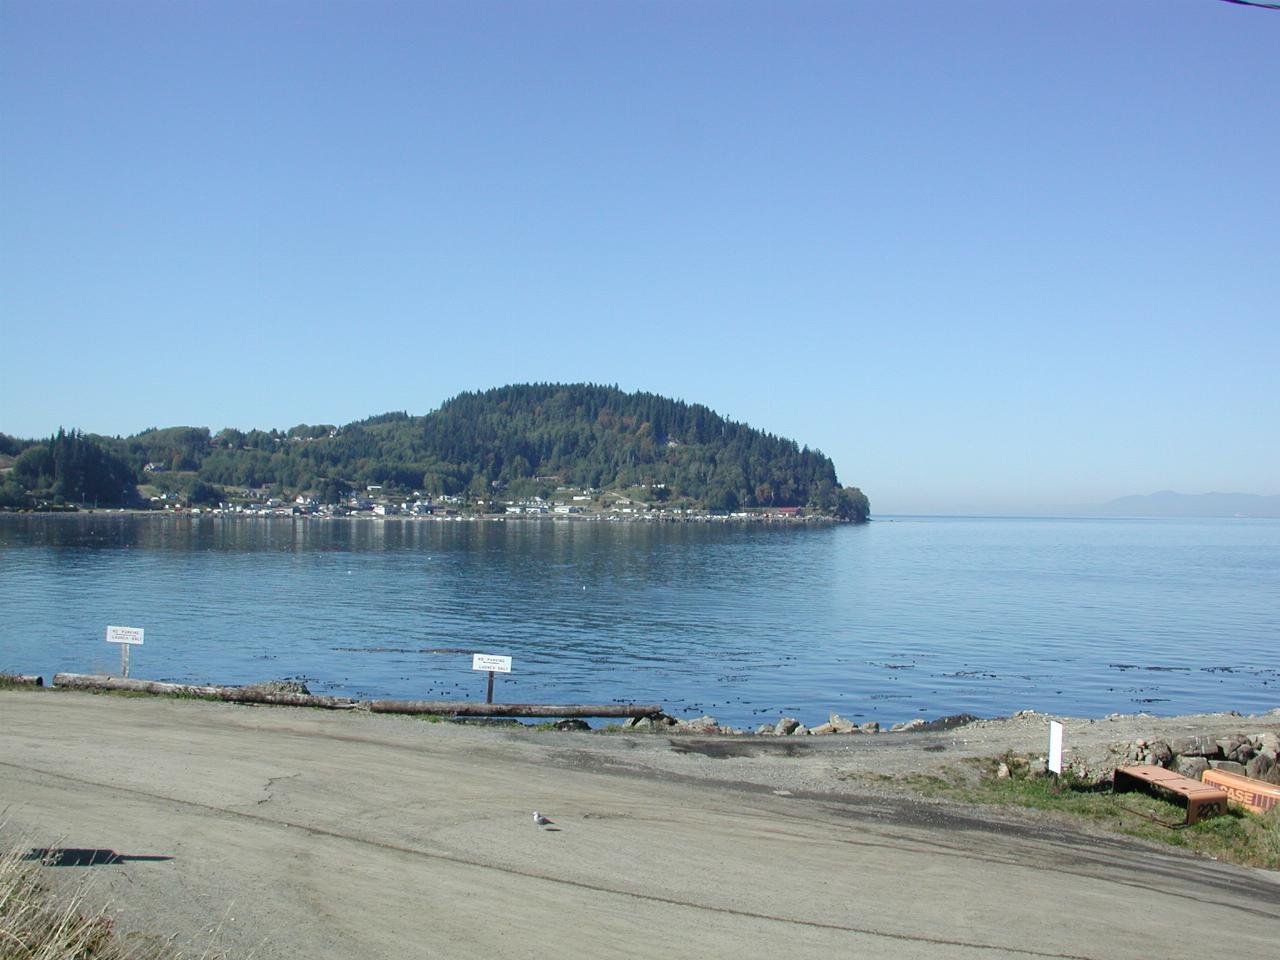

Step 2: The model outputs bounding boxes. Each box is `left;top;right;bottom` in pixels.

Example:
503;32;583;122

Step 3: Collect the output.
1;384;870;520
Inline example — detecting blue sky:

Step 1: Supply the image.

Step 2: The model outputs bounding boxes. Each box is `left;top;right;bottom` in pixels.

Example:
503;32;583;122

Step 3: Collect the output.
3;2;1277;514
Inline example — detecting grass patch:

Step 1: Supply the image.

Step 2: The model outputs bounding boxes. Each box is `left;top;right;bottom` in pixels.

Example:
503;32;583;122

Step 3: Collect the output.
65;688;223;704
41;685;327;707
0;678;221;703
0;836;229;959
873;754;1280;871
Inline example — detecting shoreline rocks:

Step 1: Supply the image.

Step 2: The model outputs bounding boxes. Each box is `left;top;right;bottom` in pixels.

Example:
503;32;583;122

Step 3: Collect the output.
774;717;801;736
1070;729;1280;788
619;710;992;738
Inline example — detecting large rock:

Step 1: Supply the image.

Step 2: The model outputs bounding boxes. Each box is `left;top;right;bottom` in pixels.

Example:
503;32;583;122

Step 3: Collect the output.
859;721;880;734
1175;756;1210;780
1208;759;1248;776
553;718;591;732
242;678;312;696
1023;758;1049;779
828;713;859;733
1066;761;1113;789
774;717;800;736
1216;735;1254;763
1170;736;1218;758
1245;751;1279;785
919;713;981;732
1145;740;1173;767
809;722;836;736
793;724;810;736
1256;732;1280;755
677;715;722;734
890;718;927;733
624;712;678;732
755;723;776;735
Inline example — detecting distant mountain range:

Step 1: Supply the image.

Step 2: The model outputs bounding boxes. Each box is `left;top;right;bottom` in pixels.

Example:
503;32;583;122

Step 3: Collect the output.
1082;491;1280;519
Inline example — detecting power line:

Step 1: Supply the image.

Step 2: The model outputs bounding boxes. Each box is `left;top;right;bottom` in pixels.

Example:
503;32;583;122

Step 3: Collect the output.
1218;0;1280;10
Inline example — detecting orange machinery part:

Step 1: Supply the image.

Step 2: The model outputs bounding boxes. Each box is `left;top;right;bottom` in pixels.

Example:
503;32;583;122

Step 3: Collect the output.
1201;768;1280;816
1113;765;1229;824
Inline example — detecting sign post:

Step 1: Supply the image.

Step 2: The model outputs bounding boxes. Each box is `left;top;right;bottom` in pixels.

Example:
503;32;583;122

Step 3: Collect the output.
1048;720;1064;776
471;653;512;704
105;625;144;678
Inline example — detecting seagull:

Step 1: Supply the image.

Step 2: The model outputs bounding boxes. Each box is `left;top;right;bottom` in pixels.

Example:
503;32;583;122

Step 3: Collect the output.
533;811;553;826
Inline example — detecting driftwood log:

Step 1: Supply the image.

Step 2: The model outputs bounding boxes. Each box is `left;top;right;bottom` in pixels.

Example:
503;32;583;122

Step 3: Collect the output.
50;674;662;718
367;699;663;718
51;673;358;709
3;674;44;687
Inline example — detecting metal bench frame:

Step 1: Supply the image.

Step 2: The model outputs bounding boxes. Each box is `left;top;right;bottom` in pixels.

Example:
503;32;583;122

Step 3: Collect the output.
1113;765;1228;825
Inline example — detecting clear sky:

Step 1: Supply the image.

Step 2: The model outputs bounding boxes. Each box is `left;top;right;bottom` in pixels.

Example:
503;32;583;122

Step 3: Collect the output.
2;2;1276;514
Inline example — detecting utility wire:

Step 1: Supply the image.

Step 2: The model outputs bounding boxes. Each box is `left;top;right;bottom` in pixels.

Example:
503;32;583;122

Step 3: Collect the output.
1218;0;1280;10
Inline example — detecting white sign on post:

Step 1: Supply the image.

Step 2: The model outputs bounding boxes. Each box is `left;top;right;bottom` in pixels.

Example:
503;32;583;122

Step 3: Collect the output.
472;653;512;705
106;625;144;678
106;626;144;645
1048;720;1064;775
472;654;512;674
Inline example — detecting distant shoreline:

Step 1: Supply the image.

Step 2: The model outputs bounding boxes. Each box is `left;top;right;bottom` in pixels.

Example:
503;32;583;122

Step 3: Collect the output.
0;507;849;525
14;508;1280;523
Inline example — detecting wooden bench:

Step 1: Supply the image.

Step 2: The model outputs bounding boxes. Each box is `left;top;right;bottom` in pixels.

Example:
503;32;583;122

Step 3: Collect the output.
1113;765;1228;824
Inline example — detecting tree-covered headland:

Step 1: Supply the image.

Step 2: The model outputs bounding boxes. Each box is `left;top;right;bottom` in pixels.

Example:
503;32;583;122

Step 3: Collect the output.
0;384;870;521
0;429;136;509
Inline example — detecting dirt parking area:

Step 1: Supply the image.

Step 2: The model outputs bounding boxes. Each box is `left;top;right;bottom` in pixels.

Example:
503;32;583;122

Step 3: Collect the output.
2;692;1277;960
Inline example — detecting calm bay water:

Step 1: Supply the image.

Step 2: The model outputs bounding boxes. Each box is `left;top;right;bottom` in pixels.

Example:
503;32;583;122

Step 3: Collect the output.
1;514;1276;727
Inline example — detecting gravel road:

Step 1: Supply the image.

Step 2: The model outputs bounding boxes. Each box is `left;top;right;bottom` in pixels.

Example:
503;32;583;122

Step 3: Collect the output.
2;691;1276;960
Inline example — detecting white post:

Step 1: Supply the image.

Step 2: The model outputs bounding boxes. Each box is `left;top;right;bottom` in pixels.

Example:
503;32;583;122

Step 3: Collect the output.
1048;720;1063;775
122;643;129;678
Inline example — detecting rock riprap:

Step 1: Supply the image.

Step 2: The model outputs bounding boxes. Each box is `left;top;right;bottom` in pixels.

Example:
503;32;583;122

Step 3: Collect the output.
1069;730;1280;787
